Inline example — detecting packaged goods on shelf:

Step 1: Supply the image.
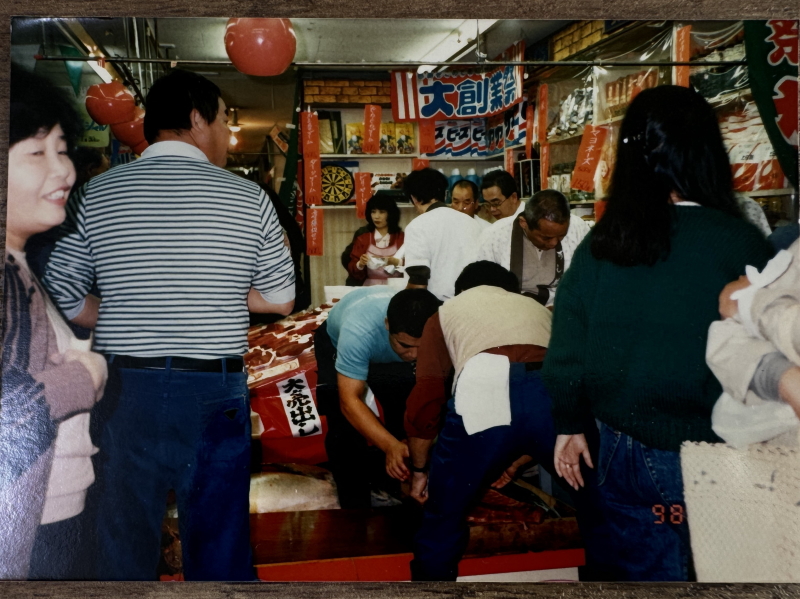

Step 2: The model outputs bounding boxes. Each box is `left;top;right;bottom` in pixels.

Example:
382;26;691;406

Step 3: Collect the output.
547;87;594;139
371;173;396;191
345;123;364;154
599;68;659;121
379;122;397;154
395;122;415;154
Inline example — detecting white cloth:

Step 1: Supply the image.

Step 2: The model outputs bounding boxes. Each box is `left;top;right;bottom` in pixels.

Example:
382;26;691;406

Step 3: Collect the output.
454;353;511;435
736;194;772;237
731;249;793;340
402;206;483;301
476;212;590;286
473;215;492;232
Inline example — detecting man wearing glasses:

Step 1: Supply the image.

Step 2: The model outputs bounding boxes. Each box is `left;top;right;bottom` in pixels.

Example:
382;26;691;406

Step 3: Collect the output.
450;180;491;232
480;170;524;222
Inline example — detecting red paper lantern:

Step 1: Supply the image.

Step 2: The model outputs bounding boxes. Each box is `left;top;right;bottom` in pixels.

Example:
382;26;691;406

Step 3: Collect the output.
110;107;145;148
85;81;136;125
224;18;296;77
132;140;149;156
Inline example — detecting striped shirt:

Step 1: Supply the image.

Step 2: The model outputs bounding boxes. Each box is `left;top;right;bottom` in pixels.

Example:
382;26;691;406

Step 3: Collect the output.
44;141;295;359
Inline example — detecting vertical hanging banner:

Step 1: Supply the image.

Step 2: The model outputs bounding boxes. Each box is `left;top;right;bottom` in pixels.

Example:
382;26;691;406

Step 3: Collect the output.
277;372;322;438
570;125;609;192
306;207;324;256
301;111;322;205
674;25;692;88
540;143;550;189
418;119;436;155
537;84;549;144
525;104;535;159
744;20;799;189
505;147;516;175
355;172;373;220
363;105;382;154
412;158;430;170
301;111;321;160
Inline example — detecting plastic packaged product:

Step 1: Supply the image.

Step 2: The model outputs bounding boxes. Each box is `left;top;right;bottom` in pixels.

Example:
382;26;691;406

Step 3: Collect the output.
346;123;364;154
379;122;396;154
395;122;415;154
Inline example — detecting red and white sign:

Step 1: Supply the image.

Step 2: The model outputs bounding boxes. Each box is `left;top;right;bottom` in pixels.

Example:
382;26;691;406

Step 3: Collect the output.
505;147;515;175
355;172;372;219
674;25;692;88
391;41;525;122
306;207;323;256
304;156;322;205
301;111;320;161
276;372;322;438
363;105;382;154
418;119;436;155
412;158;430;170
570;125;608;192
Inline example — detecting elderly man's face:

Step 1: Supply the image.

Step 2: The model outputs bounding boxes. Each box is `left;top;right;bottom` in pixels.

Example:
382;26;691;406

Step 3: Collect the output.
482;185;519;219
520;216;570;251
451;185;478;217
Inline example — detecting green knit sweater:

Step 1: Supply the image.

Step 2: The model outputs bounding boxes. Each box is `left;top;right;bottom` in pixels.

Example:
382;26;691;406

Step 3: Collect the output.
541;206;774;452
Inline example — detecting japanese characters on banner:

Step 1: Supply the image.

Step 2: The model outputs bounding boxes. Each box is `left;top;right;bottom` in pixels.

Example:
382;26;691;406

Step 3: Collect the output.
412;158;430;170
674;26;692;88
537;84;549;144
526;104;535;159
362;105;382;154
355;172;373;219
743;19;799;188
505;147;515;175
570;125;608;192
277;372;322;438
418;119;436;155
391;41;525;122
301;112;322;205
306;207;323;256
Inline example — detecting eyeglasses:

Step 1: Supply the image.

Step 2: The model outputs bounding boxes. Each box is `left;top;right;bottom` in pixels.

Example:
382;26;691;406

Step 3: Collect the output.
486;196;509;209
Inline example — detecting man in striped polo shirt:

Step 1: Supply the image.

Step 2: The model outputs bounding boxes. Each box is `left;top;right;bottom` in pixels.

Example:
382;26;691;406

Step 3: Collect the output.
44;70;295;581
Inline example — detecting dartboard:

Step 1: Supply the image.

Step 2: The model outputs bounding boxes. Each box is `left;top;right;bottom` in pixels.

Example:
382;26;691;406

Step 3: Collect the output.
321;165;355;204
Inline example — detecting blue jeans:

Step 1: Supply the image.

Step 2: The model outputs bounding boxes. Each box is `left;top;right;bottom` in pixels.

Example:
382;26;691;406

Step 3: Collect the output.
411;364;608;581
594;422;692;581
94;358;253;580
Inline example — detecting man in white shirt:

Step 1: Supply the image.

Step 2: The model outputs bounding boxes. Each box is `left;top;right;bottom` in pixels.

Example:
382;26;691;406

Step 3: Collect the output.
402;169;482;301
480;170;524;222
477;189;590;307
450;180;491;232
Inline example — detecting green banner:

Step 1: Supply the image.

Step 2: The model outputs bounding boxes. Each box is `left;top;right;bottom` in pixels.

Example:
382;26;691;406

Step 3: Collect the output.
743;20;799;189
279;79;303;214
58;44;84;97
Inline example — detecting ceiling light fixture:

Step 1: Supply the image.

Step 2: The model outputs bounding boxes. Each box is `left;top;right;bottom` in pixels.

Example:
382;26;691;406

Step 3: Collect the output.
228;108;242;132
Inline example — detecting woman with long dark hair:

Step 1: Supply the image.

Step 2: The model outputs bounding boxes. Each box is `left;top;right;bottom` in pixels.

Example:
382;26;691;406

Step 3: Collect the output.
540;85;774;581
346;191;405;286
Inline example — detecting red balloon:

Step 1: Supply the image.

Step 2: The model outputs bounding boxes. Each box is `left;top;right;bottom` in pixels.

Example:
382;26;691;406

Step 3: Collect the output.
85;81;136;126
110;107;145;148
224;18;296;77
132;140;149;156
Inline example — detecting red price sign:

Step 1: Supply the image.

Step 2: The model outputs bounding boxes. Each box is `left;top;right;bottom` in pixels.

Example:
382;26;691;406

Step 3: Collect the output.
418;119;436;155
412;158;430;171
362;105;382;154
304;156;322;205
540;142;550;189
674;26;692;88
306;207;324;256
301;112;320;161
537;84;549;145
570;125;608;192
525;104;535;159
355;172;373;219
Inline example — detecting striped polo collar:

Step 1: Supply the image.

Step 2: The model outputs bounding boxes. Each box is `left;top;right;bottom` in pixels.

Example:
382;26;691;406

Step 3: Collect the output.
140;140;209;162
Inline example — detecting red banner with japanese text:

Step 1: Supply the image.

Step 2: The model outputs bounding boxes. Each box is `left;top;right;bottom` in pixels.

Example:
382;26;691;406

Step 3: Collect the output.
526;104;535;159
304;155;322;205
363;105;382;154
355;172;372;220
570;125;608;192
412;158;430;171
537;84;548;144
418;119;436;155
505;147;515;175
306;207;323;256
301;111;320;161
674;25;692;88
540;143;550;189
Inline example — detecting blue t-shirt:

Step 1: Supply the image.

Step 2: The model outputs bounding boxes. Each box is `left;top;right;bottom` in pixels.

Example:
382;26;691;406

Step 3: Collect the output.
326;287;403;380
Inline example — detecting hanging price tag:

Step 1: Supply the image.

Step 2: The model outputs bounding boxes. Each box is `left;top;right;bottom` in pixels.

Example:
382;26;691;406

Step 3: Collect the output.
540;142;550;190
418;119;436;155
537;84;548;144
306;207;324;256
674;26;692;88
304;156;322;205
570;125;608;192
362;105;382;154
412;158;430;171
355;172;373;220
301;112;321;161
505;147;516;176
525;104;535;160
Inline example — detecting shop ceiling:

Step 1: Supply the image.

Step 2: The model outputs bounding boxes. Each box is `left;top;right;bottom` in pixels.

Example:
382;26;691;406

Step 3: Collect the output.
13;18;570;156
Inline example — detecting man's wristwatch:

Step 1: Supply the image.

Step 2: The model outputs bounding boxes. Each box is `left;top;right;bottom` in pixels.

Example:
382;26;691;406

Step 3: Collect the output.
411;463;429;474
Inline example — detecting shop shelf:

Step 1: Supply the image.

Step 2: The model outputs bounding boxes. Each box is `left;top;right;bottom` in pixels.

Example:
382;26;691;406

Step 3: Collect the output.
594;115;625;126
547;131;586;143
740;188;796;197
424;155;505;162
321;153;420;159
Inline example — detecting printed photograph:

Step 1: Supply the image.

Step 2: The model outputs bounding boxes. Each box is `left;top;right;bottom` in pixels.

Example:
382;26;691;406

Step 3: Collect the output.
1;16;798;583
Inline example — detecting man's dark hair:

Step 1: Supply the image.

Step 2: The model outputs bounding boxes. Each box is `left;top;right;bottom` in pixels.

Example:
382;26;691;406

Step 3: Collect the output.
452;179;479;202
144;69;223;144
480;169;517;199
523;189;571;229
591;85;742;267
386;289;442;338
365;191;402;234
402;168;448;205
455;261;519;295
10;64;82;153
